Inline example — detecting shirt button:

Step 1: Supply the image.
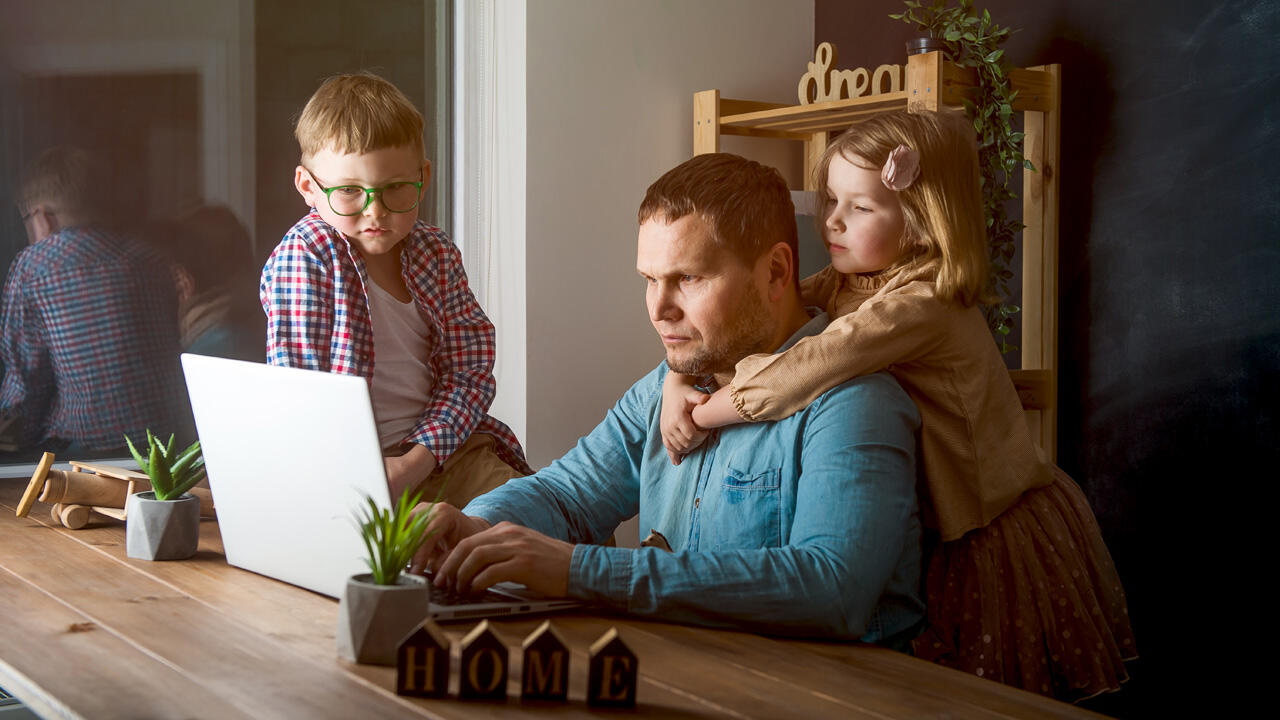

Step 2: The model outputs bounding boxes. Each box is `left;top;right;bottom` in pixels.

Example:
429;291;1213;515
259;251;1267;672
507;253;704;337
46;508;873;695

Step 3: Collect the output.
694;498;700;508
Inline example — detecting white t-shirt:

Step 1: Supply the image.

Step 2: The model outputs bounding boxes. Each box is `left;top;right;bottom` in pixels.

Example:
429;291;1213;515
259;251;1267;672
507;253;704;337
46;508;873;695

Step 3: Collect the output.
366;281;435;449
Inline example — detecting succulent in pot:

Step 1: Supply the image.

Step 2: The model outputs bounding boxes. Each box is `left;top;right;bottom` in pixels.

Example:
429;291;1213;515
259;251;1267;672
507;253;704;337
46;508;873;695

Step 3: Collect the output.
336;487;440;665
123;430;206;561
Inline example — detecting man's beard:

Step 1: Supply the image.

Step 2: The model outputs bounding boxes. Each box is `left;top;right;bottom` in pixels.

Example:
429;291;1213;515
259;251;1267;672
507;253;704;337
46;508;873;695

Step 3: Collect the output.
665;287;774;376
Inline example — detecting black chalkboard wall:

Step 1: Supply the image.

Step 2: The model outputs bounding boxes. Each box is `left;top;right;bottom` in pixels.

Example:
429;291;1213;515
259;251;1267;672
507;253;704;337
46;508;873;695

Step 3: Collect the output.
816;0;1277;713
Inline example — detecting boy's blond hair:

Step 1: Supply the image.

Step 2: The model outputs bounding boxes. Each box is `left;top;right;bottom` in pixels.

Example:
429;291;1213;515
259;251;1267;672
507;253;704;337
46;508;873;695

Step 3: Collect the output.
638;153;799;283
816;110;989;306
295;72;425;164
18;146;107;224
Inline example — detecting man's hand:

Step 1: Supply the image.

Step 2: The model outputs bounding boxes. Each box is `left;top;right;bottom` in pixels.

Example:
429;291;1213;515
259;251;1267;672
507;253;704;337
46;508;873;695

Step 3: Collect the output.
661;371;710;465
385;443;438;501
433;521;574;598
409;502;490;575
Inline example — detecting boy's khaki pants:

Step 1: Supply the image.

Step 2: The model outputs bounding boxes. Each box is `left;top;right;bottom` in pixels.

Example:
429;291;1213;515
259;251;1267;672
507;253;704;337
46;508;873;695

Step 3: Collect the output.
410;433;523;508
408;434;616;546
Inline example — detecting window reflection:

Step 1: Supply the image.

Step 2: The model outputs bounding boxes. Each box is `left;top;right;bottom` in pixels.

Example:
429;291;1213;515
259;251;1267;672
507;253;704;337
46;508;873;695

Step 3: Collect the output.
1;0;438;466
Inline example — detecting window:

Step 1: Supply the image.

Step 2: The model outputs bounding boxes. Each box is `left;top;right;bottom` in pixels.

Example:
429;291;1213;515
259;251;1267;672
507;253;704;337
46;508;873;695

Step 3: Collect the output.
0;0;451;471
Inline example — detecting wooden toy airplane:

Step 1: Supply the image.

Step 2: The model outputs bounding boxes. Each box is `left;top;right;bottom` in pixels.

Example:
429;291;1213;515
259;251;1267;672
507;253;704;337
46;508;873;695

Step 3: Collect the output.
15;451;214;529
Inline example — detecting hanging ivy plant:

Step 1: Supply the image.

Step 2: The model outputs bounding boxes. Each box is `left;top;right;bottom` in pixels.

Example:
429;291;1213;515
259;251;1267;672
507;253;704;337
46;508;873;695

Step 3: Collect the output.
890;0;1031;353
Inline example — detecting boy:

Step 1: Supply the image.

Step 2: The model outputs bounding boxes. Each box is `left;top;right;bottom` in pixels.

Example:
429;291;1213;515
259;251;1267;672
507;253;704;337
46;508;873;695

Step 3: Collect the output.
260;72;529;505
2;146;186;451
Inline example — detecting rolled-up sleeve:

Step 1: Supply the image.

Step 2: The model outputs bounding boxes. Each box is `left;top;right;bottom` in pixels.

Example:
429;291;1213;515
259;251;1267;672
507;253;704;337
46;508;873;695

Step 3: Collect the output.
462;367;657;542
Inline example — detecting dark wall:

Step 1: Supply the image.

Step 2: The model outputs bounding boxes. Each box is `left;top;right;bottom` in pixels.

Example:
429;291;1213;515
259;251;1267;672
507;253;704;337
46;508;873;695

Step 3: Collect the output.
817;0;1279;712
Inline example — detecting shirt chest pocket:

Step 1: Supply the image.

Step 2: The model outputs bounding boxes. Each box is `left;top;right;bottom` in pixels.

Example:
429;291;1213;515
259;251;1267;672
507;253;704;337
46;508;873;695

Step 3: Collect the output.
708;466;782;551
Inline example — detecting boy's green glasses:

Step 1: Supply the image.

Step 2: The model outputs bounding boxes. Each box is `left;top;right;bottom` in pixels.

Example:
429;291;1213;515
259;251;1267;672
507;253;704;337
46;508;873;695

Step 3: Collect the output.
305;168;424;216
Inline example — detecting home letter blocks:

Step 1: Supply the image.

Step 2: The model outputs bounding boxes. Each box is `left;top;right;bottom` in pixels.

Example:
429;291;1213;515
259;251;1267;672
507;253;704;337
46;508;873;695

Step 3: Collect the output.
395;621;637;706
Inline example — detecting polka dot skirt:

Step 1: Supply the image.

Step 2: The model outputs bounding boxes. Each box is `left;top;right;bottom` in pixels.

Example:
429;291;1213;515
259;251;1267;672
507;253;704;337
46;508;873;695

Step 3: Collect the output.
910;467;1137;702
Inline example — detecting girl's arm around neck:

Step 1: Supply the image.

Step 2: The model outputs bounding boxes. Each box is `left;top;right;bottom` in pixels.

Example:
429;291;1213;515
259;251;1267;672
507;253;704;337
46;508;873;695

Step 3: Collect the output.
691;386;743;428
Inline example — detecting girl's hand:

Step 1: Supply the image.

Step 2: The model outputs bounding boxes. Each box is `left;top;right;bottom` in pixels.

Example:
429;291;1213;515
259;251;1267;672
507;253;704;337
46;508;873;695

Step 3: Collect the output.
690;386;745;429
661;371;709;465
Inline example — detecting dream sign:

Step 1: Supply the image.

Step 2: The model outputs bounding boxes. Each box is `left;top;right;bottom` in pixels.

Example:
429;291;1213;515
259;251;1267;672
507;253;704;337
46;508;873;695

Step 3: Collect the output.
798;42;902;105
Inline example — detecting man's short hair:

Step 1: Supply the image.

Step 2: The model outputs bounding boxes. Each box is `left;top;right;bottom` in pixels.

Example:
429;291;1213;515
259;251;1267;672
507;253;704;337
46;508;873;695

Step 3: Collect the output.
18;146;107;223
294;72;425;164
638;153;797;276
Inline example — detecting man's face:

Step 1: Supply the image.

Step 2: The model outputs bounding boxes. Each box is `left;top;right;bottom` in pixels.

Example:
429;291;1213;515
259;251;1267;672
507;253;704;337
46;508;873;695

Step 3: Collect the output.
294;145;430;258
637;214;774;376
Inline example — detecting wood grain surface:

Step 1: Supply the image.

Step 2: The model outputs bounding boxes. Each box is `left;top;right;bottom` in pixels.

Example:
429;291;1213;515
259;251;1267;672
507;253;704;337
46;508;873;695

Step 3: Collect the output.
0;477;1106;719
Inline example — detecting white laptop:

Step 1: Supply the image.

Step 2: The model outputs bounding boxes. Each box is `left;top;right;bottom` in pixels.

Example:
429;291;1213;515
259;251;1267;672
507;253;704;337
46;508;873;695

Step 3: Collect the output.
181;354;582;620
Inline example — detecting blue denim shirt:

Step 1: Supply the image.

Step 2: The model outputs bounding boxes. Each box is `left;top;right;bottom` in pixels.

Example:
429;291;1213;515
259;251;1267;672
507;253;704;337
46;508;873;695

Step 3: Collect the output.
465;314;923;642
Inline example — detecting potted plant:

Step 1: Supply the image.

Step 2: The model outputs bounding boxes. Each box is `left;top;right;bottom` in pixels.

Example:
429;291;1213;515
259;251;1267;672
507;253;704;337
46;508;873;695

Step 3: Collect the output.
892;0;1029;352
336;488;438;666
123;430;206;561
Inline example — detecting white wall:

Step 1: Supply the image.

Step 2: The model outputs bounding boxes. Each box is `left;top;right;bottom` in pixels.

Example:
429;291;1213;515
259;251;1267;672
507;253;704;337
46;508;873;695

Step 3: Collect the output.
485;0;814;475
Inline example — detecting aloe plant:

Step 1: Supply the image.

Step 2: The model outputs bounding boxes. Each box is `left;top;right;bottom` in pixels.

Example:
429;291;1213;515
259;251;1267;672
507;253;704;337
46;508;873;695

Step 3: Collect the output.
124;430;206;501
353;488;440;586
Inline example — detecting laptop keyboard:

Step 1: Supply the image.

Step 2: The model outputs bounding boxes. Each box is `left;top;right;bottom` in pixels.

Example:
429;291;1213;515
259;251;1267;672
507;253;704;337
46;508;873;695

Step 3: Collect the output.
433;584;515;606
423;572;517;606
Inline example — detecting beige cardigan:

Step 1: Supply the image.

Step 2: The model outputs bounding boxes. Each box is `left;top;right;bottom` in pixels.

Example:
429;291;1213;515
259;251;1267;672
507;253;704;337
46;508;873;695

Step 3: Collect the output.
729;266;1051;541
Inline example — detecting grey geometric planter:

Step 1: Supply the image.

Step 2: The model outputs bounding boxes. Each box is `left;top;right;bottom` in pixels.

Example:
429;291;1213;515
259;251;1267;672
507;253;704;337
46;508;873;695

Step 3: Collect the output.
125;491;200;561
337;573;431;666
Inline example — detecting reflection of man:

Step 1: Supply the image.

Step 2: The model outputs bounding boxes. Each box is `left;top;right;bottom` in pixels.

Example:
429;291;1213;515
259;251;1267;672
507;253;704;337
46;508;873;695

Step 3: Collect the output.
1;147;185;451
420;154;924;643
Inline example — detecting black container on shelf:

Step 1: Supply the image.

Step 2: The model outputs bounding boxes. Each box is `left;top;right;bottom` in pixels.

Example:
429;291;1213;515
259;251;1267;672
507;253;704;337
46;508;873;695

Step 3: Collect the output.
906;37;947;57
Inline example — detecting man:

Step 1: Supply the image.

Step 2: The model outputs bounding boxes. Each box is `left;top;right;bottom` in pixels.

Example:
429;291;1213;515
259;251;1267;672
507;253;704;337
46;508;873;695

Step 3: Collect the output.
417;153;923;643
1;147;186;451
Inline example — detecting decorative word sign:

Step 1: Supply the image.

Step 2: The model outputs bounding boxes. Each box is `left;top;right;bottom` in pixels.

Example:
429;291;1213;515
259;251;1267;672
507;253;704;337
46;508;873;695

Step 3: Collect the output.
521;620;570;702
798;42;902;105
397;621;450;698
394;621;638;706
459;620;509;701
587;627;638;708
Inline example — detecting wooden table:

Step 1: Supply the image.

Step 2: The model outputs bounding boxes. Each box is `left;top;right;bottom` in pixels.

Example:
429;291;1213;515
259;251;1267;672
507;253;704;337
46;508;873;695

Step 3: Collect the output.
0;477;1105;719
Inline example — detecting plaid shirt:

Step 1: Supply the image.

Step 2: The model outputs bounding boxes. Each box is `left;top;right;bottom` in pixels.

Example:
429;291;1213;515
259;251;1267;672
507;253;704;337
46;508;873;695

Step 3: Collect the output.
260;211;529;473
0;226;186;450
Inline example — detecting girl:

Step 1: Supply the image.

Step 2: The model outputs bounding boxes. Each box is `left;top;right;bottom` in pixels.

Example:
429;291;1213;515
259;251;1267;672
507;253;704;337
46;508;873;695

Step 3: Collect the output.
661;110;1136;701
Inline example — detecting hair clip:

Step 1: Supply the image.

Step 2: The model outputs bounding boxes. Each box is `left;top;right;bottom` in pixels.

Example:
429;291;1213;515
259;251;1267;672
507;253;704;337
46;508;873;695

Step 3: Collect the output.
881;145;921;191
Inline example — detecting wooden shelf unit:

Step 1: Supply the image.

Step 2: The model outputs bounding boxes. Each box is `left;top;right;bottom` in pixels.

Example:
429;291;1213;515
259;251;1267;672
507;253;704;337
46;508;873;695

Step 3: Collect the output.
694;50;1062;460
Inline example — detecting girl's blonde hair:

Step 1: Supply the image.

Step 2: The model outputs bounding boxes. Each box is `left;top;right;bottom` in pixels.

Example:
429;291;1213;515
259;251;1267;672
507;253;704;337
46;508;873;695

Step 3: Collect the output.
815;110;989;306
295;72;425;164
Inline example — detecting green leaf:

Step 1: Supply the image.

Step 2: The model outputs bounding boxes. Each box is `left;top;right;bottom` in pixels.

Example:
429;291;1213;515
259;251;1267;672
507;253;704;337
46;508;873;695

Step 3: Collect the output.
168;473;204;500
149;442;175;499
944;29;962;41
985;49;1004;63
124;434;149;473
351;483;447;586
170;441;203;481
